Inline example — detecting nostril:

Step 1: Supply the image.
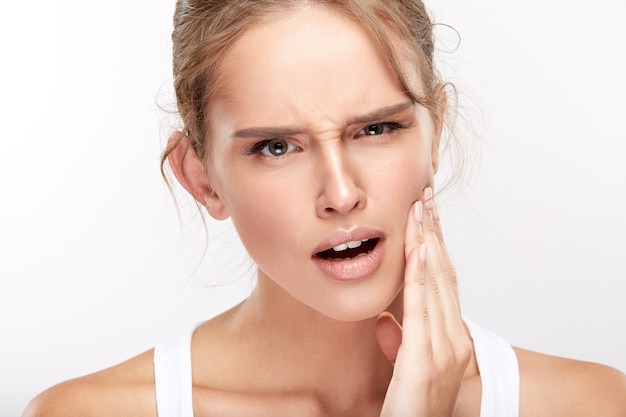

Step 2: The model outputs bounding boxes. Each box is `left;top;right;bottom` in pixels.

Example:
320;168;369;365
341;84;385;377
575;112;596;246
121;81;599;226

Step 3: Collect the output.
324;207;334;213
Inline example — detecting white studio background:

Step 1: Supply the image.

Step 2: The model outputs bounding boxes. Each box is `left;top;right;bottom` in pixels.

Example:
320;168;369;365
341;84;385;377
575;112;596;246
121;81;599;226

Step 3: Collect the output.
0;0;624;415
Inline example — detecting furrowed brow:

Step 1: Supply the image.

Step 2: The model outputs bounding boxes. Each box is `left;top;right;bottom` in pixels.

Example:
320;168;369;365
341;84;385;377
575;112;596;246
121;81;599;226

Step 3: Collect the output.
232;126;303;139
231;101;415;139
348;101;415;126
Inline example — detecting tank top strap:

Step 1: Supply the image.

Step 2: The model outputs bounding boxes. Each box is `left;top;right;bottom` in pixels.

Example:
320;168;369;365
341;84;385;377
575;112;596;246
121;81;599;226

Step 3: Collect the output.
465;318;520;417
153;323;203;417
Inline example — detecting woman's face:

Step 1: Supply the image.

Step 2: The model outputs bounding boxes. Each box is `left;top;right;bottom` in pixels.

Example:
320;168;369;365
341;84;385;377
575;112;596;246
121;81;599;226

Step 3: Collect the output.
204;6;441;321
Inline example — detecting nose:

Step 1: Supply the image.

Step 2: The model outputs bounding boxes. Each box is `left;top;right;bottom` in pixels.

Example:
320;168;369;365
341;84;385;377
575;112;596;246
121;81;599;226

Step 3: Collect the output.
314;147;366;218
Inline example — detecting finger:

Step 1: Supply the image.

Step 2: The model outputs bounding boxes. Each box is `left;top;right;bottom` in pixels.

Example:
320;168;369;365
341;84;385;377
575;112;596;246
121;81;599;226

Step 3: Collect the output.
420;191;471;377
422;188;466;338
421;236;448;352
404;200;423;259
422;187;456;289
401;242;430;354
402;201;430;350
375;312;402;364
423;187;445;245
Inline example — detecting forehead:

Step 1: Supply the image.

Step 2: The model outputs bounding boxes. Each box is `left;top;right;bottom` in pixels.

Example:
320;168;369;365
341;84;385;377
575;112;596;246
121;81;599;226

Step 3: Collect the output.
211;5;414;130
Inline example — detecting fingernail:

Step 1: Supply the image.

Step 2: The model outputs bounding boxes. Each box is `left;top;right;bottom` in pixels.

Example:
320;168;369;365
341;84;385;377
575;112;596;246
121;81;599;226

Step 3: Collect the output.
424;187;433;209
413;201;422;223
419;243;427;263
432;196;440;220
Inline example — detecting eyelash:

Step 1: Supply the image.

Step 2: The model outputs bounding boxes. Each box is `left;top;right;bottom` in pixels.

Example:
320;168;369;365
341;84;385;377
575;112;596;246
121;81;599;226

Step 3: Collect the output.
245;139;300;157
355;121;407;137
245;121;408;157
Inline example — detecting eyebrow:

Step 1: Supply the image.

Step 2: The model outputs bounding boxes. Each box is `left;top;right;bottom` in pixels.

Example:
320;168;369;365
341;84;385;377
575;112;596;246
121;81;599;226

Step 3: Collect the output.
231;100;415;139
347;100;415;126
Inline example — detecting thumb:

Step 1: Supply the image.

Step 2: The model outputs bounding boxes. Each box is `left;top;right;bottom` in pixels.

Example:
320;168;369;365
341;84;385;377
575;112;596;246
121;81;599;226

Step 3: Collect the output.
375;312;403;364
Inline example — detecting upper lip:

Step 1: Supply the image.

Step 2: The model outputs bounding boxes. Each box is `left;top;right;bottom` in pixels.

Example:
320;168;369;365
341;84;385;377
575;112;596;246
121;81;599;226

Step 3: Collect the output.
312;226;384;256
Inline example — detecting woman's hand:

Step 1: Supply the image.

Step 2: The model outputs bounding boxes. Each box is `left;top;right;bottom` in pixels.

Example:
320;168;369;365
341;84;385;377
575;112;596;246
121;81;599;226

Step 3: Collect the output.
376;187;473;417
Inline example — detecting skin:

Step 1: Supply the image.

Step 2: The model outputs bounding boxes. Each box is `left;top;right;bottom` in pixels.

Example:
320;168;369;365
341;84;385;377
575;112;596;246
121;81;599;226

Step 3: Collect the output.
23;5;626;417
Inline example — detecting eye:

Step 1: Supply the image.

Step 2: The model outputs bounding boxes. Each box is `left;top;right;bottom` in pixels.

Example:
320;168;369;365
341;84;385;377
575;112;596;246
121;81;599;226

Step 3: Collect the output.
357;122;405;137
252;139;299;157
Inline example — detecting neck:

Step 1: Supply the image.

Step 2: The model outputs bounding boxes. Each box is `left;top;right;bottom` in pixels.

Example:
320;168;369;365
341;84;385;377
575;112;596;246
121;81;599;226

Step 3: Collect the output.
231;272;401;411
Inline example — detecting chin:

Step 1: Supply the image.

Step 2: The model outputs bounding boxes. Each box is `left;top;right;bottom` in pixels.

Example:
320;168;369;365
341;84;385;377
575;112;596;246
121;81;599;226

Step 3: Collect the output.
315;283;402;322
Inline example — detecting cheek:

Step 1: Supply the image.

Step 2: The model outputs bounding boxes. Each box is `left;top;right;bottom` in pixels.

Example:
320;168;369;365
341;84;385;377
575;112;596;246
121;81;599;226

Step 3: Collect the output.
217;170;307;262
371;144;434;205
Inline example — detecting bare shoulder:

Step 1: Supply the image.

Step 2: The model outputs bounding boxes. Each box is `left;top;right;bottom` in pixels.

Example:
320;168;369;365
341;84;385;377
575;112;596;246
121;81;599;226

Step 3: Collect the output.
22;349;157;417
514;347;626;417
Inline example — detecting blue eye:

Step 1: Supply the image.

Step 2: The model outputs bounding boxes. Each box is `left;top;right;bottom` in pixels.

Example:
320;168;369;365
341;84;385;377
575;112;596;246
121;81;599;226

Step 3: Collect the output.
250;139;298;157
357;122;405;137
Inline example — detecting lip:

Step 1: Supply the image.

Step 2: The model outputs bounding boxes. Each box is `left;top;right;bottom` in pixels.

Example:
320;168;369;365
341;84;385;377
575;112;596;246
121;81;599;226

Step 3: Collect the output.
312;227;384;254
312;227;386;281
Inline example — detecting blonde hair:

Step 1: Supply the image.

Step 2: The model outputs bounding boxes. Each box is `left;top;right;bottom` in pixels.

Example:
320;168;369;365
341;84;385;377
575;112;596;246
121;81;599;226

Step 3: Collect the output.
162;0;449;171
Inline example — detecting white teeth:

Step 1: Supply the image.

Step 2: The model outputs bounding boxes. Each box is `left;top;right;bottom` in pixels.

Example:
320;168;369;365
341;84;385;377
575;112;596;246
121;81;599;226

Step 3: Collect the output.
332;239;368;252
347;240;362;249
332;243;349;251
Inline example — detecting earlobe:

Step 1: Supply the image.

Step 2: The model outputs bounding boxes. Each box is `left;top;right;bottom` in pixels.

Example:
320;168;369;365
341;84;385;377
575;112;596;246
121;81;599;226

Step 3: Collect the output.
166;131;230;220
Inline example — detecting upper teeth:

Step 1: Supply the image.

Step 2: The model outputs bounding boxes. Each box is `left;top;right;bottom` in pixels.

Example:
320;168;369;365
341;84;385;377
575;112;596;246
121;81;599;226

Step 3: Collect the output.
332;239;369;252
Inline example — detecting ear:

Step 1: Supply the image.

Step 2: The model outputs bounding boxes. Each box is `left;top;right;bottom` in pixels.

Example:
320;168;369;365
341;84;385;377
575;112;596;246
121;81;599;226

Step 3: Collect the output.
430;85;447;175
167;131;229;220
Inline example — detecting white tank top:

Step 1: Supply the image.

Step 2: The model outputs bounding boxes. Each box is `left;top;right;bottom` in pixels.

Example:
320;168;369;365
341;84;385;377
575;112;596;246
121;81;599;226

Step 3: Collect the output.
153;319;519;417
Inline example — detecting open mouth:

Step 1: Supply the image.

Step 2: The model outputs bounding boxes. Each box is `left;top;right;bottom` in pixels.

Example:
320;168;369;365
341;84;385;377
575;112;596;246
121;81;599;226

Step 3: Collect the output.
315;238;380;261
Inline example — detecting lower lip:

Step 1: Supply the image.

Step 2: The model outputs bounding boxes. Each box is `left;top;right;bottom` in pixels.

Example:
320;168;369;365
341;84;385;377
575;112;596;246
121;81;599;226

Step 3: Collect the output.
313;239;385;282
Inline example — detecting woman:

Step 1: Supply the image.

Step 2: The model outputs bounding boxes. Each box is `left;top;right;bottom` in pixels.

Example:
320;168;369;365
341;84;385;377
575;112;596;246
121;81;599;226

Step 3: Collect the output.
23;0;626;416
